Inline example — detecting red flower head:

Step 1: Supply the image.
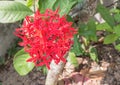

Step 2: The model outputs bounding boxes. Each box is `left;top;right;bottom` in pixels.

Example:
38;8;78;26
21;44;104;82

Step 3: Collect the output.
15;9;76;69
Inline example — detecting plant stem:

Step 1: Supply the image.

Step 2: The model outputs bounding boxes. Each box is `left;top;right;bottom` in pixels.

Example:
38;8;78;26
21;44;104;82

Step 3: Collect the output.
45;60;66;85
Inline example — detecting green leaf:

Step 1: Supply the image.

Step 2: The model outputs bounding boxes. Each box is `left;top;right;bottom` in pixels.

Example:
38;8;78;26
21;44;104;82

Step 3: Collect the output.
87;19;97;41
43;66;48;74
38;0;57;13
104;34;118;44
67;52;79;67
114;24;120;36
115;44;120;51
96;4;115;28
67;15;74;22
53;0;77;16
13;49;34;76
96;22;113;32
87;19;96;30
110;9;120;14
71;34;83;56
14;48;26;57
89;46;99;62
79;19;97;42
114;13;120;23
14;0;27;5
38;0;80;16
37;66;48;75
78;23;86;35
27;0;34;7
0;1;33;23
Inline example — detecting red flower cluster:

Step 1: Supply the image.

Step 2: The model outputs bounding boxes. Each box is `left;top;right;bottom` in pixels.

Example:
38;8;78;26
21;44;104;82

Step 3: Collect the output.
15;9;76;69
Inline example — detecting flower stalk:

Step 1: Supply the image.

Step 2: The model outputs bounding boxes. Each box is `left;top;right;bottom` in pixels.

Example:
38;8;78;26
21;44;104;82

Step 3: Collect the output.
45;60;65;85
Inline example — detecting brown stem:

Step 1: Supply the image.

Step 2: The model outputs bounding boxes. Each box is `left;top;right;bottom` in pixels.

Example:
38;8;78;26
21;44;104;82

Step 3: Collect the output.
45;60;65;85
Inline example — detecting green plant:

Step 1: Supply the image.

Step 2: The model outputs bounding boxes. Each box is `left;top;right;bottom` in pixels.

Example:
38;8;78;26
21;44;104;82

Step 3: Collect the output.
96;4;120;52
77;19;98;62
0;0;85;75
1;1;120;85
